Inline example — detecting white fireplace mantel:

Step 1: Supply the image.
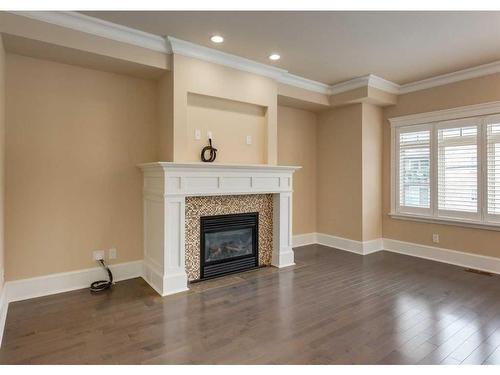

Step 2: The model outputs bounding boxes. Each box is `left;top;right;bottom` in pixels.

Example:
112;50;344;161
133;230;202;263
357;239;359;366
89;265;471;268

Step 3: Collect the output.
138;162;301;296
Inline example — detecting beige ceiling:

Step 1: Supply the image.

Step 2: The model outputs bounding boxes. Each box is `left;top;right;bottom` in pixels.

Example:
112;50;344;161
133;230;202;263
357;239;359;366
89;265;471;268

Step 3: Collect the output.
82;11;500;85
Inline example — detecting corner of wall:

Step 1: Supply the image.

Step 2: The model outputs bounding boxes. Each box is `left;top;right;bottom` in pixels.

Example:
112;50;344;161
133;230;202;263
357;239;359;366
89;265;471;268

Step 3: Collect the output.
157;70;174;161
361;103;384;241
0;33;6;295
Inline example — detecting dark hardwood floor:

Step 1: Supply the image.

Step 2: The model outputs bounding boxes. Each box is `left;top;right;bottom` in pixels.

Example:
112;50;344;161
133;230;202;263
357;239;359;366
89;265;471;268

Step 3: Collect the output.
2;244;500;364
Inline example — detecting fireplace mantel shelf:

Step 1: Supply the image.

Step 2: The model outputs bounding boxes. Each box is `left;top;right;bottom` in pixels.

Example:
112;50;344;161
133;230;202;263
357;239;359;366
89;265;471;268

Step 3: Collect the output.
138;162;301;172
138;161;300;296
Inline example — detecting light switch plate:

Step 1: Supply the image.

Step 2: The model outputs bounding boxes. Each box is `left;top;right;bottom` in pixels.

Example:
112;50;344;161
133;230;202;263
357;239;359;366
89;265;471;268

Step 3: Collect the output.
109;248;117;259
432;233;440;243
194;129;201;140
246;135;252;145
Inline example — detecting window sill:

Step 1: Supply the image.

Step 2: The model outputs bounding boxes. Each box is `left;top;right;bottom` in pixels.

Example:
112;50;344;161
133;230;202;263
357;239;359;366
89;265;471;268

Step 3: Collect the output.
388;212;500;232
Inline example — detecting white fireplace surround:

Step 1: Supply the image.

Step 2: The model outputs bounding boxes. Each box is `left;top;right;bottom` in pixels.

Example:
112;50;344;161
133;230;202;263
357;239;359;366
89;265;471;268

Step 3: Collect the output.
138;162;301;296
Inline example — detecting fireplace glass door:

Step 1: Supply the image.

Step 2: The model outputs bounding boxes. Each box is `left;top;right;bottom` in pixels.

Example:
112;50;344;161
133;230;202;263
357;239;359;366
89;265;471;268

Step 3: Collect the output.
200;212;258;279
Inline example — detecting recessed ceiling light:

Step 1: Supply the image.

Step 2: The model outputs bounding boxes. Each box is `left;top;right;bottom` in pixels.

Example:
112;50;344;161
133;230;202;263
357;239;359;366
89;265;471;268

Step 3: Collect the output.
269;54;281;61
210;35;224;43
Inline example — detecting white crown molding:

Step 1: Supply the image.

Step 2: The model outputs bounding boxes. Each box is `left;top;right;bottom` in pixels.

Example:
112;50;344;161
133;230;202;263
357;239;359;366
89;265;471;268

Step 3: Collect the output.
168;36;332;94
330;74;400;95
277;73;332;95
8;12;332;95
399;60;500;94
168;36;287;80
389;100;500;127
367;74;400;94
330;75;371;95
10;11;500;98
9;11;170;53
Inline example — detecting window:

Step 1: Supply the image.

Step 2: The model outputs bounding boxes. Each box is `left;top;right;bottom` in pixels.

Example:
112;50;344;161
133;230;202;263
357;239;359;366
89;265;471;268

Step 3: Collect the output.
437;120;479;219
487;115;500;221
391;103;500;228
396;126;431;215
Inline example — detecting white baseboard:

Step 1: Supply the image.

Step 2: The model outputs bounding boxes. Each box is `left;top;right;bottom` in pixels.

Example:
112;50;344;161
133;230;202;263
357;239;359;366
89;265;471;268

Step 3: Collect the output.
5;260;143;303
315;233;384;255
3;236;500;348
294;232;500;275
383;238;500;275
292;232;384;255
292;232;318;247
0;260;143;347
0;284;7;348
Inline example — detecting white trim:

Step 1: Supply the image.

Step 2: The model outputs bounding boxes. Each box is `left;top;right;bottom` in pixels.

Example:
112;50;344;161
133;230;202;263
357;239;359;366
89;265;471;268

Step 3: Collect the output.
389;101;500;128
278;73;332;95
0;284;7;348
11;11;170;53
390;107;500;228
330;74;400;95
293;232;500;276
399;60;500;94
11;11;500;97
139;162;299;296
168;36;287;80
168;37;331;94
292;232;318;247
316;233;384;255
5;260;143;303
368;74;401;94
383;238;500;275
0;260;143;347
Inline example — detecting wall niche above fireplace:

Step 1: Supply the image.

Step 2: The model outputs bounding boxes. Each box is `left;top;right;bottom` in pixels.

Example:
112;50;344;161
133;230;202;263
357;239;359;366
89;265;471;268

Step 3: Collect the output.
200;212;259;279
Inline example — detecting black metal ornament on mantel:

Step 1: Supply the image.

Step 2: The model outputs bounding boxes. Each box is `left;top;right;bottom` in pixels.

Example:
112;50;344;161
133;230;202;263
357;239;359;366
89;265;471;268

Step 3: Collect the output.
201;138;218;162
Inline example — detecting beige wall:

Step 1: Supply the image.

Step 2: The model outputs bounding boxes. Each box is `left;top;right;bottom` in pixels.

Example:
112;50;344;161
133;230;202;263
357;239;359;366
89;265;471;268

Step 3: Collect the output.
383;73;500;258
0;35;5;290
362;103;383;241
278;105;317;235
317;104;363;240
157;70;174;161
5;54;158;280
172;54;278;164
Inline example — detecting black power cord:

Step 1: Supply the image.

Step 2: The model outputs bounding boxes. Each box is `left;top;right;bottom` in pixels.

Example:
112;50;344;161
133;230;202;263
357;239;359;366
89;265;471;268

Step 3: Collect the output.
90;259;114;293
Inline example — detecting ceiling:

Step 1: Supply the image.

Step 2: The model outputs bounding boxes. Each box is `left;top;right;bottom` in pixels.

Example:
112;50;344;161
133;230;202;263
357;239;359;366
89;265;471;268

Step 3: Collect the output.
81;11;500;86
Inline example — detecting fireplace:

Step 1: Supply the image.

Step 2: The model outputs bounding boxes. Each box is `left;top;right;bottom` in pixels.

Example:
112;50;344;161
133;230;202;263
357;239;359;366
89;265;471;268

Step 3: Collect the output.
200;212;259;279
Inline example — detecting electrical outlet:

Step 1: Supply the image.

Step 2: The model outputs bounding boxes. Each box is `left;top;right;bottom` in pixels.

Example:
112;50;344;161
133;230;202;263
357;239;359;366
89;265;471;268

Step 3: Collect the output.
207;131;213;139
246;135;252;145
109;248;117;259
194;129;201;140
93;250;105;261
432;233;440;243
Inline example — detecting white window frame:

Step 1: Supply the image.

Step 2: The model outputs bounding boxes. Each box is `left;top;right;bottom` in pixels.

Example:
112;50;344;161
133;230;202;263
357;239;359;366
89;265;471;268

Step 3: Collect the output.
394;124;433;216
484;114;500;224
390;101;500;231
435;117;481;221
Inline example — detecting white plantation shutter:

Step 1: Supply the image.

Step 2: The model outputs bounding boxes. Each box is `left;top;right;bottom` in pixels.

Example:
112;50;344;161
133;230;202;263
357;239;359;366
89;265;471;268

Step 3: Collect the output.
486;115;500;220
397;126;431;214
437;120;479;219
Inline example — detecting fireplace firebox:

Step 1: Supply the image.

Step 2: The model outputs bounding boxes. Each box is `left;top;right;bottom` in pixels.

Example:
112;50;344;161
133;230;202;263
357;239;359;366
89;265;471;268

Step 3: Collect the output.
200;212;259;279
